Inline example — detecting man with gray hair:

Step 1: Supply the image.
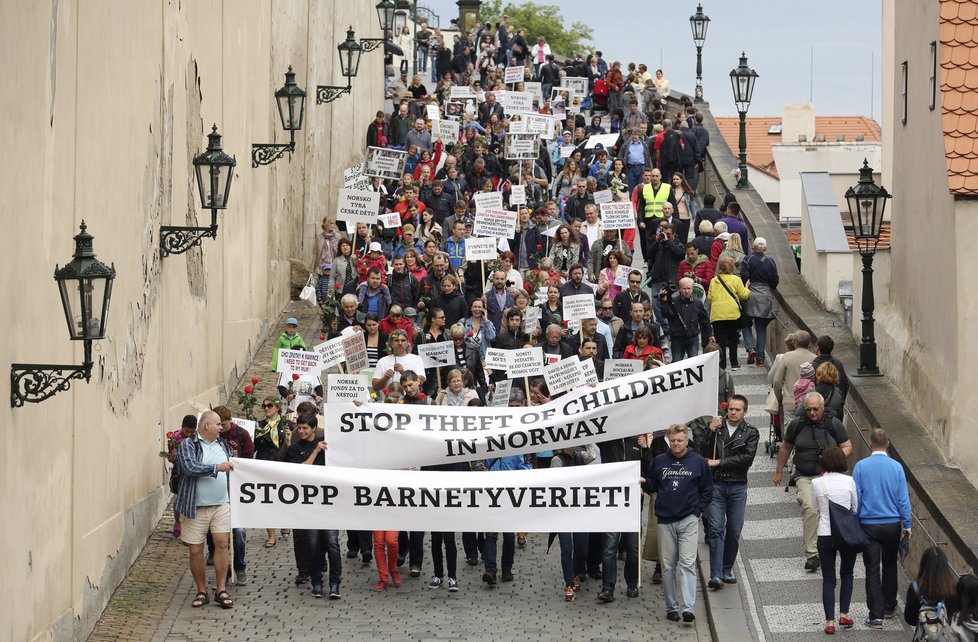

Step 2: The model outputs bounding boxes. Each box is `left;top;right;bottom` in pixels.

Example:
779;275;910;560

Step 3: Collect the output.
769;330;816;425
175;410;235;609
773;392;852;572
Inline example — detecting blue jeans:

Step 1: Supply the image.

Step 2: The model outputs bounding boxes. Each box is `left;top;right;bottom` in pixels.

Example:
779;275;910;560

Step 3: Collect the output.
705;481;748;578
296;529;341;586
602;531;638;592
671;337;700;362
742;316;772;363
483;532;515;572
817;535;856;621
626;164;645;195
658;514;699;613
418;45;428;72
558;532;589;587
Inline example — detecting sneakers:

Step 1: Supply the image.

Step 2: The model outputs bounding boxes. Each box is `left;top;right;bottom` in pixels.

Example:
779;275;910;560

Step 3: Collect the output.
747;349;756;364
361;555;372;566
883;611;896;620
311;583;324;598
409;566;422;578
447;578;459;592
427;576;444;589
372;580;387;592
465;557;479;566
564;586;576;602
396;554;407;567
501;569;514;582
572;575;582;591
588;570;603;581
731;365;742;371
626;585;639;598
666;611;681;622
864;618;884;629
652;564;662;584
838;615;854;628
708;576;724;590
482;570;497;586
597;589;615;603
756;360;766;367
722;572;737;584
235;571;248;586
294;573;309;586
346;550;359;559
328;583;340;599
390;570;402;587
805;555;820;572
682;611;695;623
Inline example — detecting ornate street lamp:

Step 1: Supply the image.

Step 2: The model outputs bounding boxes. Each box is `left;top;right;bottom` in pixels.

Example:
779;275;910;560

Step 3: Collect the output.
252;66;308;167
845;159;890;376
376;0;396;33
689;4;710;103
730;52;758;189
317;27;365;104
11;221;116;407
160;124;236;257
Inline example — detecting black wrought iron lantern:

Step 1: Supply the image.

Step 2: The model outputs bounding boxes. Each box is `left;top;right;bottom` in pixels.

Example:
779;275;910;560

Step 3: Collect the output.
846;159;890;251
339;27;365;80
253;67;307;167
730;53;758;188
11;221;116;407
376;0;397;33
689;4;710;102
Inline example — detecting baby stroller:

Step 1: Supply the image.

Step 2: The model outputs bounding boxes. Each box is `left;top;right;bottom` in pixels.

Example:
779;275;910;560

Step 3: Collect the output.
765;411;783;458
591;78;609;115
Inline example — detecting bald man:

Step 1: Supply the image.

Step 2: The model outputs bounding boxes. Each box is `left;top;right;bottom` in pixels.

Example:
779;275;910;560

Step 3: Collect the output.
174;410;236;609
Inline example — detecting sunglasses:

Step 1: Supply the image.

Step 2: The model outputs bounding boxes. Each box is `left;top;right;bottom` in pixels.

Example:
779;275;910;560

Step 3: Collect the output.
601;306;613;310
262;403;276;409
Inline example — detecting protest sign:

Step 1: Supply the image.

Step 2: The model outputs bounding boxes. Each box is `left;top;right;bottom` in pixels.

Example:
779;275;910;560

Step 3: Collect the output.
585;133;621;150
473;191;504;213
327;374;371;403
445;101;465;119
509;184;527;206
600;202;636;230
580;358;599;385
450;86;476;100
502;91;533;115
544;352;562;367
473;209;517;238
426;104;440;121
508;346;544;378
604;359;644;380
505;133;538;160
417;342;457;369
489;379;513;407
343;164;370;190
567;94;583;114
559;145;574;159
313;337;348;370
592;189;613;205
431;119;460;145
614;264;632;287
485;348;511;371
551;99;566;118
560;77;588;97
231;418;257;442
364;146;407;180
562;294;597;322
276;349;322;377
465;237;499;261
230;457;639;533
337;189;381;226
522;113;556;139
524;81;543;107
523;306;541;334
378;212;401;229
342;332;369;374
508;119;527;133
542;221;560;238
545;355;586;395
324;352;718;469
504;65;525;84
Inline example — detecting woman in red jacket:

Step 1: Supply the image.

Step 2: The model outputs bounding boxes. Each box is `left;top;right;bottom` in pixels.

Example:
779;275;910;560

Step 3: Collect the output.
622;326;663;362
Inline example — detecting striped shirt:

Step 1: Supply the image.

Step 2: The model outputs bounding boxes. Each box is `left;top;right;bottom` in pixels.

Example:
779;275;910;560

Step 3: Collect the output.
174;434;231;519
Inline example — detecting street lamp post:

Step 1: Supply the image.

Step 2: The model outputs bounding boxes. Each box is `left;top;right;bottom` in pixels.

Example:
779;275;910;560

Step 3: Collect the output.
252;66;308;167
317;27;365;104
730;52;758;189
845;159;890;376
689;4;710;103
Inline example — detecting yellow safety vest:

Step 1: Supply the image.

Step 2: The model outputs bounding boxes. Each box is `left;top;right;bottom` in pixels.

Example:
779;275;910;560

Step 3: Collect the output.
642;182;671;218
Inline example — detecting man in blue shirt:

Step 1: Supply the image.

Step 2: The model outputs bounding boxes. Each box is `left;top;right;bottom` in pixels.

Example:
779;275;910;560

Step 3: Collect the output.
617;129;651;195
356;267;391;318
853;428;912;628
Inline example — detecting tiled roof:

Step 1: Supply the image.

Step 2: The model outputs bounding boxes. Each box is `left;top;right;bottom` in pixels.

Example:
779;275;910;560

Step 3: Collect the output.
783;219;891;252
941;0;978;196
714;116;882;178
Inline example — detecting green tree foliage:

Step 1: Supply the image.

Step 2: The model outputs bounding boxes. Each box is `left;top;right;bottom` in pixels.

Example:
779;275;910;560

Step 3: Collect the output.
480;0;593;58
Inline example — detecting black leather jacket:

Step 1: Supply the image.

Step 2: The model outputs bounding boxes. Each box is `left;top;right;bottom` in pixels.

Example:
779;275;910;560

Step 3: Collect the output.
694;420;759;483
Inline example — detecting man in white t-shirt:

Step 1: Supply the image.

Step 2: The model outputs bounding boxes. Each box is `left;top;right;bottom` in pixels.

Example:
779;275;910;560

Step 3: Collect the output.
372;329;426;390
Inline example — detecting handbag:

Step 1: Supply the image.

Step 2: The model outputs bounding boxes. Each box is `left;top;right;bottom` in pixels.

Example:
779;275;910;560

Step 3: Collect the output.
826;491;869;553
764;387;780;414
299;275;317;307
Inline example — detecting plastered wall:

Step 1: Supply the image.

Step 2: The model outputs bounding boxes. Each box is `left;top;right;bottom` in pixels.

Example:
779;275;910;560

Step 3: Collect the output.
0;1;383;640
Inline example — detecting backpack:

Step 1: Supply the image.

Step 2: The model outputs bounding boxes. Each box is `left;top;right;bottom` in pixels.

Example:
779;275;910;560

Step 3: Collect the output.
913;582;953;642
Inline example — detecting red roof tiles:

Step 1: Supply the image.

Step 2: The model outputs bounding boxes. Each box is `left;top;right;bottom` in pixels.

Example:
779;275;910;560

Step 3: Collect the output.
941;0;978;196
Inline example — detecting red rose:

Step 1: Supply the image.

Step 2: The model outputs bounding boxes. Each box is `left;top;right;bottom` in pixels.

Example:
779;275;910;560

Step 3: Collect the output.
720;402;728;409
523;282;532;294
292;373;301;381
561;320;568;327
424;284;431;291
418;392;426;400
467;332;474;337
320;334;326;340
335;283;342;289
166;431;174;438
244;385;253;394
250;376;260;385
536;244;542;251
382;388;390;395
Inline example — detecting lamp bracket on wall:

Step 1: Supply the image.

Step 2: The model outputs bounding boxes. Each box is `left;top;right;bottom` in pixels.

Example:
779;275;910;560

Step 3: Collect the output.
159;223;218;258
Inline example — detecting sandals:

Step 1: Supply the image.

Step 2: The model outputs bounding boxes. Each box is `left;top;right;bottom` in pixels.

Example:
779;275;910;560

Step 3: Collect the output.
191;591;209;608
264;540;276;548
214;590;233;609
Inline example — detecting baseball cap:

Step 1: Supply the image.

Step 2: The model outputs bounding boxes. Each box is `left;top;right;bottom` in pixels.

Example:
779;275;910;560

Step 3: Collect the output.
286;317;299;326
404;307;418;318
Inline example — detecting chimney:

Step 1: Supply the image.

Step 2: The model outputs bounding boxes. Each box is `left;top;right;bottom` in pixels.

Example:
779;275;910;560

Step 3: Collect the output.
782;103;816;145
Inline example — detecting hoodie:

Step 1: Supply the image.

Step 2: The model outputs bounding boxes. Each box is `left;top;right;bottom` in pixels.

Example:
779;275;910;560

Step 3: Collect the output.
643;447;713;524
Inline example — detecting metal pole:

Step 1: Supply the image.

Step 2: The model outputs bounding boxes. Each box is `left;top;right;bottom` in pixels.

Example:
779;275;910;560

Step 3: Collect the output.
694;45;703;102
737;110;748;188
413;0;418;76
857;250;880;375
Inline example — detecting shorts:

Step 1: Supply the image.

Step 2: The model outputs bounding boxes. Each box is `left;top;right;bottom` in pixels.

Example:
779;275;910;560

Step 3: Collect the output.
181;503;231;545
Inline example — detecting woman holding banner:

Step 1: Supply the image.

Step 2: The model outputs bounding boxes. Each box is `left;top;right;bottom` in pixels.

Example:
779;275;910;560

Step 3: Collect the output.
436;368;478;406
254;398;293;549
421;308;450;393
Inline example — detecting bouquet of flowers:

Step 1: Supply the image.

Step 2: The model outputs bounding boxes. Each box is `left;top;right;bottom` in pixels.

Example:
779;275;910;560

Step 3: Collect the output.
232;376;262;421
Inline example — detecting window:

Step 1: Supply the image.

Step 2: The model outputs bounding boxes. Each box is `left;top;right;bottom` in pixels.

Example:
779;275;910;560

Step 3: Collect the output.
929;42;937;111
901;60;908;125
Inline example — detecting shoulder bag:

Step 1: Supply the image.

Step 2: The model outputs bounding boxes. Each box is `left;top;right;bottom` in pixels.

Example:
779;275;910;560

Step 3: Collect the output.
716;274;751;328
824;487;869;553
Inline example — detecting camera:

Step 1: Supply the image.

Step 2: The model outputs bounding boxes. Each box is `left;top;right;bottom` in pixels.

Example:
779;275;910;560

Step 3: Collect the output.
658;282;678;303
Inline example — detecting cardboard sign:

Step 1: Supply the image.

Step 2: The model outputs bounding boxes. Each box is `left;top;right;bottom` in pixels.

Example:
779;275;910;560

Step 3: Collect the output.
580;358;599;385
562;294;597;322
585;133;621;150
592;189;613;205
521;113;556;139
502;91;533;115
450;86;476;100
508;119;527;133
604;359;644;380
343;164;370;190
544;355;585;395
313;337;348;370
426;104;440;121
465;236;499;261
327;374;371;403
485;348;511;370
600;202;636;230
341;332;369;374
473;191;504;213
544;352;562;366
473;209;517;239
489;379;513;406
567;94;583;114
431;119;460;144
614;264;632;287
364;146;407;180
523;306;541;334
417;342;457;369
504;65;525;84
559;145;574;159
524;82;544;107
508;347;544;378
505;133;538;160
276;349;322;376
509;184;527;206
378;212;401;228
560;77;588;98
551;99;566;118
337;189;381;226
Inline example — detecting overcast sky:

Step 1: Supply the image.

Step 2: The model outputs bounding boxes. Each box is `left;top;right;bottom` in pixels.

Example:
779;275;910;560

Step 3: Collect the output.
417;0;883;121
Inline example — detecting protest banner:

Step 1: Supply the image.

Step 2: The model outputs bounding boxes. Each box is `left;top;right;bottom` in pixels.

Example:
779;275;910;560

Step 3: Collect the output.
580;358;599;385
426;104;440;121
505;133;538;160
445;101;465;119
502;91;532;115
567;94;583;114
327;374;371;403
523;306;541;334
449;86;476;100
363;146;407;180
341;332;369;374
544;352;561;367
473;191;504;213
600;202;636;230
276;349;322;377
592;189;613;205
324;352;718;468
489;379;513;407
431;119;459;145
417;342;457;369
521;113;556;139
604;359;644;380
560;77;588;97
614;264;632;287
378;212;401;229
504;65;525;84
230;457;640;533
544;355;586;395
465;237;499;261
343;164;370;190
337;188;381;226
485;348;510;371
508;346;544;378
559;145;574;159
313;336;348;370
562;294;597;322
508;119;527;134
473;209;517;238
585;133;621;150
523;81;543;107
509;184;527;206
231;418;257;442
